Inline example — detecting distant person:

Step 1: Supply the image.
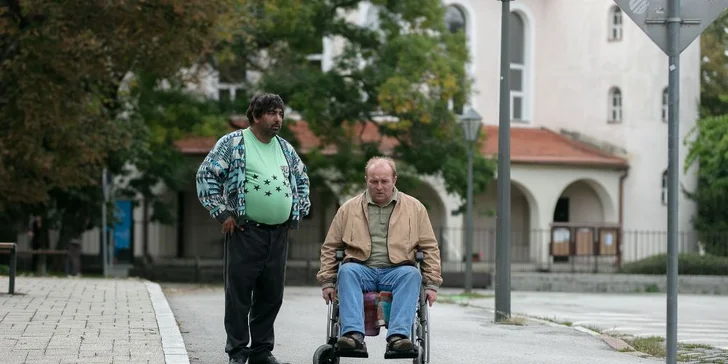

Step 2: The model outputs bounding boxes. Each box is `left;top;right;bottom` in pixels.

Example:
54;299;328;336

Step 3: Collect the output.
26;216;48;272
196;93;311;364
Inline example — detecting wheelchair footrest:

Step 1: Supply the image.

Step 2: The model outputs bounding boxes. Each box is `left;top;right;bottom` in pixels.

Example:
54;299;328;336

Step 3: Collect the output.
383;348;419;359
336;348;369;358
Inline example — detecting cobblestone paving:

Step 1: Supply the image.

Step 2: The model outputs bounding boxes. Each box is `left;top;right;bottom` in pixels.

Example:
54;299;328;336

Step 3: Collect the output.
0;276;165;364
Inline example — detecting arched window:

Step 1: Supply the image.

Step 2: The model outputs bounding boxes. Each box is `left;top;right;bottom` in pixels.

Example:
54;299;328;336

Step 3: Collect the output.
445;5;467;114
662;87;668;122
510;12;526;121
661;170;668;205
609;6;623;41
445;5;466;34
608;87;622;122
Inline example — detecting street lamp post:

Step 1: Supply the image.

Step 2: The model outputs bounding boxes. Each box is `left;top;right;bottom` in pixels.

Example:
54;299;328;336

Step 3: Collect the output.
460;108;482;293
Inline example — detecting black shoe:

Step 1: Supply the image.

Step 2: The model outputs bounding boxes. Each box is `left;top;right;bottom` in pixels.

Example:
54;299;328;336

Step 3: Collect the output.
229;357;247;364
336;332;367;353
386;334;414;352
249;352;289;364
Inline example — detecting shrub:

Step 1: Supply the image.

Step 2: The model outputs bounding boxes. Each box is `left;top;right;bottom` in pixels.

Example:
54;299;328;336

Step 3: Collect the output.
619;253;728;275
0;265;8;275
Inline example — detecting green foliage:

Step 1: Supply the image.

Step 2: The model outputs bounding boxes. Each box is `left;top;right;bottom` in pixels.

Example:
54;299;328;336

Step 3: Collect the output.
216;0;493;208
699;11;728;118
684;115;728;256
0;0;231;246
619;253;728;276
683;13;728;250
112;73;230;224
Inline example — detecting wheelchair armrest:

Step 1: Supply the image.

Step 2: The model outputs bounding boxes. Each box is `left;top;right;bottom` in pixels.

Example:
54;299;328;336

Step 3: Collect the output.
335;249;345;262
415;250;424;263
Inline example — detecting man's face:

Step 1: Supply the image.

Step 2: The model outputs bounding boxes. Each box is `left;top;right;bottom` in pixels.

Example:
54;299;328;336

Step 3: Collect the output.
254;108;284;136
366;163;396;205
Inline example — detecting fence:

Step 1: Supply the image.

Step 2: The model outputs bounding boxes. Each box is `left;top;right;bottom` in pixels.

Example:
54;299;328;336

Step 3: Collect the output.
285;225;727;274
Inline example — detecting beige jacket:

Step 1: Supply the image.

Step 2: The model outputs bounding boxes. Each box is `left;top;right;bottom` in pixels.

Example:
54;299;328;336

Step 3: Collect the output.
316;191;443;291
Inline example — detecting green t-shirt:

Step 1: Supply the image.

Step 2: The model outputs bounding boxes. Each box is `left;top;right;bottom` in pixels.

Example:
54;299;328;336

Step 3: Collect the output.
242;128;294;225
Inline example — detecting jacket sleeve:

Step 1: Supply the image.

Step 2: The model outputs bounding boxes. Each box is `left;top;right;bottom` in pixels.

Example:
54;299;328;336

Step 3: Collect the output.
317;206;346;289
290;147;311;218
196;134;233;224
416;204;443;291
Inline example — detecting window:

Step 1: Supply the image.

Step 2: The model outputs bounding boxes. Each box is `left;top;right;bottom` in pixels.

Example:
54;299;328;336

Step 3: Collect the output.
609;6;623;41
661;170;667;205
662;87;668;122
510;12;526;121
608;87;622;122
445;5;466;34
217;84;245;102
445;5;467;114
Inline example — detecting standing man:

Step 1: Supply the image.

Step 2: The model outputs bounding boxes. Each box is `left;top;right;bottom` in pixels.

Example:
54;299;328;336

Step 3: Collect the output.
196;93;311;364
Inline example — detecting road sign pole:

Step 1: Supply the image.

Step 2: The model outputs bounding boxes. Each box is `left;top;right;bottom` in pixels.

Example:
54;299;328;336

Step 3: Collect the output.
102;167;108;278
666;0;680;362
495;0;512;323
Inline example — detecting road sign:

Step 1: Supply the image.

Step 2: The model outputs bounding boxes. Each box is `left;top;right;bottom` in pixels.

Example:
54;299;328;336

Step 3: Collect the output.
614;0;728;55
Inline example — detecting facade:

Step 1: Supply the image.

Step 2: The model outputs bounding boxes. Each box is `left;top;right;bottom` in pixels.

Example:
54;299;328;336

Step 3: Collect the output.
20;0;700;275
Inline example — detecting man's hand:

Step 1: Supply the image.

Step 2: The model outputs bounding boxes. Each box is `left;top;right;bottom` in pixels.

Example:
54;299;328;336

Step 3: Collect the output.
222;217;242;233
322;287;336;304
425;289;437;307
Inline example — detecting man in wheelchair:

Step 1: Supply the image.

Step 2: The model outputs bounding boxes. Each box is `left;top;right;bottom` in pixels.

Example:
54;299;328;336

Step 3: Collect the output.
316;157;443;356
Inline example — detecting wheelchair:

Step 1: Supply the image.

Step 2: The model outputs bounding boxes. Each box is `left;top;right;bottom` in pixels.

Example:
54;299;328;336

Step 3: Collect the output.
312;248;431;364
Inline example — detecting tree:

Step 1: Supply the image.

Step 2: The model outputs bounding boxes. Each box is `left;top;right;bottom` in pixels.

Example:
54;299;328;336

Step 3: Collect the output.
682;13;728;256
214;0;494;210
684;115;728;256
699;11;728;118
0;0;233;247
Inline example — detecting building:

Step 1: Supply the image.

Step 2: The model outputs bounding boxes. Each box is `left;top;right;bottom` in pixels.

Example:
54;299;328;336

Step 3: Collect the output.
20;0;699;279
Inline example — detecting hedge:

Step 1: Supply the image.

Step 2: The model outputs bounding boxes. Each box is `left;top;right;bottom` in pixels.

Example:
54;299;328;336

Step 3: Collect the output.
619;253;728;276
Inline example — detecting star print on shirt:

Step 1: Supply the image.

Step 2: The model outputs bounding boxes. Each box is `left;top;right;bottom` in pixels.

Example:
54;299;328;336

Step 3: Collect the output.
254;185;260;191
265;191;272;197
264;179;271;185
252;174;259;179
276;186;282;192
272;175;277;180
244;188;249;194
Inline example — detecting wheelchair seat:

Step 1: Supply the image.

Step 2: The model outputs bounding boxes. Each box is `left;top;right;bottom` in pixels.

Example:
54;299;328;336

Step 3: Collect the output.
313;248;430;363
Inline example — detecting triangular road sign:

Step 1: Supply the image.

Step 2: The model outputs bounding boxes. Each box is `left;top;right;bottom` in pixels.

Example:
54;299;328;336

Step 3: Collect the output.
614;0;728;55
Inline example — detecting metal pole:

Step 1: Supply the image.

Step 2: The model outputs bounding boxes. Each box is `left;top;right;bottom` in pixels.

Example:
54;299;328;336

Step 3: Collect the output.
9;243;16;295
666;0;680;362
495;0;512;322
102;168;108;278
465;143;474;292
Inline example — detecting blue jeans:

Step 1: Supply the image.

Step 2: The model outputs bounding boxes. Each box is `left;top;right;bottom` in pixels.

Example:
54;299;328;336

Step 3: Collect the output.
337;262;421;339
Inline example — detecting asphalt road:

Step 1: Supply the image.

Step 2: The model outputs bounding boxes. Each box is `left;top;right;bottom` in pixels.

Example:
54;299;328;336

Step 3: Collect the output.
164;284;659;364
446;289;728;350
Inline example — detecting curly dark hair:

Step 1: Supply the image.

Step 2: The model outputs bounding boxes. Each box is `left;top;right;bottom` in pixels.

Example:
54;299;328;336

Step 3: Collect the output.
246;93;285;124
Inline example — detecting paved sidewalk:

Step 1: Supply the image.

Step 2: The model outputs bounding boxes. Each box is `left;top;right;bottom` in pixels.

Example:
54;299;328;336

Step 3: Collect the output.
0;276;188;364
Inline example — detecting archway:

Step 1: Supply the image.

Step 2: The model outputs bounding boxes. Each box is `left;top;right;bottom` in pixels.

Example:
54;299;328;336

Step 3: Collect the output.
552;179;615;224
408;180;448;258
472;180;537;263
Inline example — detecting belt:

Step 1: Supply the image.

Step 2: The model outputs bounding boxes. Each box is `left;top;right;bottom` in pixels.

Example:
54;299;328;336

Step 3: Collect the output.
242;219;287;230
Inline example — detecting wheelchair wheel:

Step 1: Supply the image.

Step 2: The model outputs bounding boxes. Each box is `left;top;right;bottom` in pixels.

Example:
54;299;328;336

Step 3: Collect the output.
313;344;339;364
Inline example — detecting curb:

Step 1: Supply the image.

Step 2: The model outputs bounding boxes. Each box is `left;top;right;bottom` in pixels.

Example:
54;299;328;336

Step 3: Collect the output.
145;280;191;364
455;300;649;358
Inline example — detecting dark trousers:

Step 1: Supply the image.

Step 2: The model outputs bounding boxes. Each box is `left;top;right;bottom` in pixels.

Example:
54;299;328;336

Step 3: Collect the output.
224;221;289;360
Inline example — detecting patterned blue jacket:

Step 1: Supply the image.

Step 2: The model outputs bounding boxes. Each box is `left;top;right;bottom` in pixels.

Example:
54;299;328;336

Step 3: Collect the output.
195;129;311;228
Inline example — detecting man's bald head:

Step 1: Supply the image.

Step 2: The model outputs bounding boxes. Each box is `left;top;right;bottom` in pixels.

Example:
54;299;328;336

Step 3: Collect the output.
364;156;397;206
365;156;397;179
